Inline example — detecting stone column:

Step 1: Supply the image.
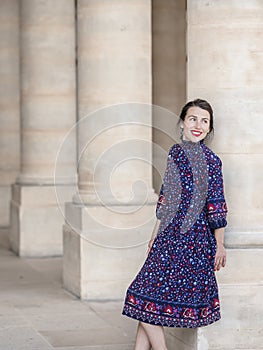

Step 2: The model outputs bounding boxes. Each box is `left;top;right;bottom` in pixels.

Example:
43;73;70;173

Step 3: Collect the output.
10;0;76;256
152;0;186;191
0;0;20;231
166;1;263;349
63;0;157;299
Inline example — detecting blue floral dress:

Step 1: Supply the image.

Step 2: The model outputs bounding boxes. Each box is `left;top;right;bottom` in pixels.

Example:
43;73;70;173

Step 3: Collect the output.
122;141;227;328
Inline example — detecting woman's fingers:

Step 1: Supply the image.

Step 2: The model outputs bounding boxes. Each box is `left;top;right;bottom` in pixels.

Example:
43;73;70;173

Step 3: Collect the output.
146;238;154;255
214;243;227;271
222;255;226;267
214;251;226;271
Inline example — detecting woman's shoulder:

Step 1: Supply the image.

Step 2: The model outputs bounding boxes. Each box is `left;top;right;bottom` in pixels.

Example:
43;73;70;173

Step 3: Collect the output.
167;143;183;158
201;142;222;166
169;143;181;152
167;142;222;166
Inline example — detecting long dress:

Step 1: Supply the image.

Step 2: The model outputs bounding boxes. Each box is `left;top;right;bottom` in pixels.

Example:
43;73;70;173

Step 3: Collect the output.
122;140;228;328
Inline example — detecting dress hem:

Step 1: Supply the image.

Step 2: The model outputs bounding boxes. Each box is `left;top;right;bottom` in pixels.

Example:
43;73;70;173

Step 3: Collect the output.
122;305;221;329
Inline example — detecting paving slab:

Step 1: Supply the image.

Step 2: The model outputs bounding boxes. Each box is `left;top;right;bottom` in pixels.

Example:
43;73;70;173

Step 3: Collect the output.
0;326;53;350
40;327;132;348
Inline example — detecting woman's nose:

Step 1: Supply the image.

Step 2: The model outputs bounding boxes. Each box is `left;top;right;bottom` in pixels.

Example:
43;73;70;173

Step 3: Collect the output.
194;119;201;129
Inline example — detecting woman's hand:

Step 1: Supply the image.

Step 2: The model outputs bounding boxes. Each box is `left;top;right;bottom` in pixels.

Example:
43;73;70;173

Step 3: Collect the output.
147;238;154;255
214;243;226;271
146;220;161;254
214;227;226;271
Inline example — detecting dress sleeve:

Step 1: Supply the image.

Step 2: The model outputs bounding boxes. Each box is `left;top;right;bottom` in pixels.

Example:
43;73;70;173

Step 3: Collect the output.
155;145;179;220
155;146;173;220
156;183;165;220
207;157;228;229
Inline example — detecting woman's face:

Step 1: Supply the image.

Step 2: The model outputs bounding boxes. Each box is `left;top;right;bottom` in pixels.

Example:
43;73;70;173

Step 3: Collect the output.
181;106;210;143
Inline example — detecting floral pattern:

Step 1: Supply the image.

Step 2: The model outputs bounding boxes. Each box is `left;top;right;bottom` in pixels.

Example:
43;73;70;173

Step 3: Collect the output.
122;141;227;328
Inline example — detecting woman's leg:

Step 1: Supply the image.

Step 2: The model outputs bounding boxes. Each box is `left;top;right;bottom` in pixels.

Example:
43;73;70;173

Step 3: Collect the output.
138;321;168;350
134;321;151;350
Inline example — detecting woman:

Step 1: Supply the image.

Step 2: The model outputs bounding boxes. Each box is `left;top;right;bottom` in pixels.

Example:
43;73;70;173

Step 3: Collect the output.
122;99;228;350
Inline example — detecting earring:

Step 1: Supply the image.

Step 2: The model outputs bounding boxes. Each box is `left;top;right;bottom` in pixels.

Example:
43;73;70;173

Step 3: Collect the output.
180;128;184;141
205;132;211;142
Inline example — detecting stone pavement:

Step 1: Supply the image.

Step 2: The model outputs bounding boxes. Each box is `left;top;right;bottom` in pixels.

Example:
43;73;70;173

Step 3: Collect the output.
0;230;136;350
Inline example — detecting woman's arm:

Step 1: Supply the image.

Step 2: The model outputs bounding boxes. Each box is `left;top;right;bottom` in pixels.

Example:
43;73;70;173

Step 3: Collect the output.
147;219;161;254
214;227;226;271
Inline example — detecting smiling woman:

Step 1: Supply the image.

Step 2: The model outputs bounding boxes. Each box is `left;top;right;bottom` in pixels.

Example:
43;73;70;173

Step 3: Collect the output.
179;99;214;143
122;99;227;350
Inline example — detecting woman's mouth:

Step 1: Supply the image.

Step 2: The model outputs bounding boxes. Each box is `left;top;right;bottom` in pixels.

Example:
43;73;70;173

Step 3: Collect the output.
191;130;202;137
